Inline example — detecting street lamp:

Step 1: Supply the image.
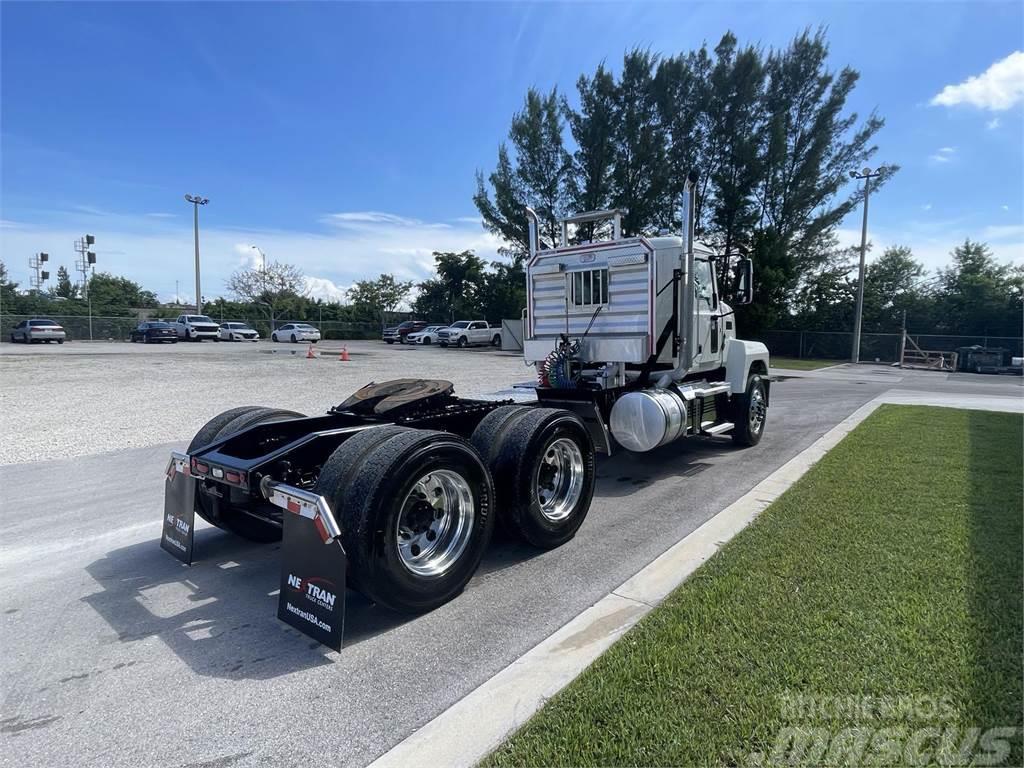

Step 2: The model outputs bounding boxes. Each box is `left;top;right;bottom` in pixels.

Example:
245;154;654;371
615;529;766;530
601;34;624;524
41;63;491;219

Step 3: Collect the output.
249;245;267;273
849;167;884;363
184;194;209;313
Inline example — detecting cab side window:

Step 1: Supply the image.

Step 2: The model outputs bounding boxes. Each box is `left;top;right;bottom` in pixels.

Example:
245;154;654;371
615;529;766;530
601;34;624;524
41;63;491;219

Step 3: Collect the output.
695;260;716;308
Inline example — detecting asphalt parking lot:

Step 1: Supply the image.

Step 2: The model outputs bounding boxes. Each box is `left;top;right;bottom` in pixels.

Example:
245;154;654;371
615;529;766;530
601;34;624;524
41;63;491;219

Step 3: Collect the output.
1;342;1021;767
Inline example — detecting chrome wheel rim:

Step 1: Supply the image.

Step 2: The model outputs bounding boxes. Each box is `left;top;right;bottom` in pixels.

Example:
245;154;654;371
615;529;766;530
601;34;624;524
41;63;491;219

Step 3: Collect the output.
397;470;475;577
536;438;585;522
749;385;766;434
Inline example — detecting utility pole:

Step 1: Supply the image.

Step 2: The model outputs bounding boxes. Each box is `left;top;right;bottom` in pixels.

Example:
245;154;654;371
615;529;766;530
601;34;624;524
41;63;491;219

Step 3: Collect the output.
74;235;97;340
184;194;209;313
849;167;883;363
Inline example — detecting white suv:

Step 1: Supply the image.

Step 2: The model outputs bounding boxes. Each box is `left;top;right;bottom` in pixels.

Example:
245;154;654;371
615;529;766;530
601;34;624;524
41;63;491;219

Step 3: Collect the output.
174;314;220;341
271;323;321;343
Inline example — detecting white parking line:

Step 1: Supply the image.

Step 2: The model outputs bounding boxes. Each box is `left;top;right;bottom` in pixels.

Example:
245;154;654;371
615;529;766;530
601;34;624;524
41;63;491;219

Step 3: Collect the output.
368;392;1022;768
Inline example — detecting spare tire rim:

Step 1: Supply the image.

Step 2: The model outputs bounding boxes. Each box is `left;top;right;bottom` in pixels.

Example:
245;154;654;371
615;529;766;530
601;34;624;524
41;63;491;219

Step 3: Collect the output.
397;469;475;577
537;437;584;522
750;385;766;434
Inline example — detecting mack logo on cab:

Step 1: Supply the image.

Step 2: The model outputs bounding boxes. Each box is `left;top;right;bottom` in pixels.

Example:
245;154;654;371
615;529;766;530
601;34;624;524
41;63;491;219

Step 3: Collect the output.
286;574;337;610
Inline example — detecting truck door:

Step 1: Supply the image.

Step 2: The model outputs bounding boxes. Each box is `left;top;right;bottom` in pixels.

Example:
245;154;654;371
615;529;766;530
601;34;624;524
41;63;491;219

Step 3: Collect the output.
693;258;721;369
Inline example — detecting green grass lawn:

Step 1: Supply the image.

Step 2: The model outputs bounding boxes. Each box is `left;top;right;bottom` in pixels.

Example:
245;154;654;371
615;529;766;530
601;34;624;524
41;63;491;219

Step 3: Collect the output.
486;406;1023;767
770;356;841;370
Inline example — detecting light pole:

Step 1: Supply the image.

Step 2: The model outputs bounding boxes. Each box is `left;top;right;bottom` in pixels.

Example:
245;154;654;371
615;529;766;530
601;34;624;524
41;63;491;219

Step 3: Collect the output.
184;194;209;313
849;167;883;363
249;245;267;273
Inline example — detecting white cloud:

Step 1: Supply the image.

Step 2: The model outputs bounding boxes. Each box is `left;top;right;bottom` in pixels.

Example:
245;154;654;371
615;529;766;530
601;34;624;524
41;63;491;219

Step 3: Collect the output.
304;276;351;302
927;146;956;164
986;117;1001;130
0;209;507;303
144;212;176;219
930;50;1024;111
921;204;932;211
1002;205;1011;212
835;219;1024;272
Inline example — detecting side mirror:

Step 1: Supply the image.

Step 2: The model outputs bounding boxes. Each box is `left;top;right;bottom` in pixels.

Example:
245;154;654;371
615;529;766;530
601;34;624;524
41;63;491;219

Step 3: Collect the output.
736;257;753;305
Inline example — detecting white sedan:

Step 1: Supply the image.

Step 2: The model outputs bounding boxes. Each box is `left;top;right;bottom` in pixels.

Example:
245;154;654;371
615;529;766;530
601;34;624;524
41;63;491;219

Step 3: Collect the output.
271;323;321;343
219;322;260;342
406;325;447;345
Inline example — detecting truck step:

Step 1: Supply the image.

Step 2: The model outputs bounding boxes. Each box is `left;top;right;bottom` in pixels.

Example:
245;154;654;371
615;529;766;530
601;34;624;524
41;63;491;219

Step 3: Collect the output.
701;421;735;436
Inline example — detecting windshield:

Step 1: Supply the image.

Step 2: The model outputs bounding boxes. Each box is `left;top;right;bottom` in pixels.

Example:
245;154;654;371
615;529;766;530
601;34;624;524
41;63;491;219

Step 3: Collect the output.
188;315;214;323
449;321;470;329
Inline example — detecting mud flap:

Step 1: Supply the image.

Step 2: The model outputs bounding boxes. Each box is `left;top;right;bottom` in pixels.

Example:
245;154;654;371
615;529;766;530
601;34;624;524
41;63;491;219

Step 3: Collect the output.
161;452;196;565
265;479;347;652
277;511;346;651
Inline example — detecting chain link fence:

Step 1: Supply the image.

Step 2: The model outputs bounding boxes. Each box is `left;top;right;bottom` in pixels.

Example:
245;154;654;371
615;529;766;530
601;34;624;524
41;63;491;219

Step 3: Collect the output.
752;329;1023;363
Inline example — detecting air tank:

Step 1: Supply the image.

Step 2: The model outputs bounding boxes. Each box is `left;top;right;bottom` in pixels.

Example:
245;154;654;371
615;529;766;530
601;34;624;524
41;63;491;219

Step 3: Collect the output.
609;389;688;452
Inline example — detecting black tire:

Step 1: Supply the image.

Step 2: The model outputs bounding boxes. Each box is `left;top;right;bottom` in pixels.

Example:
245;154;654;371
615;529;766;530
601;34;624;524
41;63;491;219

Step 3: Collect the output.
423;337;431;345
731;374;767;447
439;342;448;348
399;336;406;344
188;406;307;541
315;427;495;613
213;336;220;342
385;339;394;344
272;333;278;342
57;339;64;345
491;334;501;347
457;336;468;348
291;334;297;343
472;407;595;549
8;334;14;343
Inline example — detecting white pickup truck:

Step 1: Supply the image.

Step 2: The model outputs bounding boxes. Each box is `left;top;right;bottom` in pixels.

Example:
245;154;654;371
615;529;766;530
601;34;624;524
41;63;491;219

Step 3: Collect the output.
437;320;501;348
174;314;221;341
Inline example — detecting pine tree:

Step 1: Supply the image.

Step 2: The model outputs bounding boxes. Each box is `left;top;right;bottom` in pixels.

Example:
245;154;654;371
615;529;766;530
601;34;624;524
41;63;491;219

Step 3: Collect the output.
55;265;77;299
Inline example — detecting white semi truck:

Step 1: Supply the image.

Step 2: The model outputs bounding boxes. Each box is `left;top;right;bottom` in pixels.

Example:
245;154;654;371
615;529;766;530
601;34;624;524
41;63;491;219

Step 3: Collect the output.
161;171;770;650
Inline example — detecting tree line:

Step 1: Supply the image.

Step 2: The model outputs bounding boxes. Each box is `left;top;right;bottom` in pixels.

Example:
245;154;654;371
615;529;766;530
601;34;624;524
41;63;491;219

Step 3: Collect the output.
473;28;898;334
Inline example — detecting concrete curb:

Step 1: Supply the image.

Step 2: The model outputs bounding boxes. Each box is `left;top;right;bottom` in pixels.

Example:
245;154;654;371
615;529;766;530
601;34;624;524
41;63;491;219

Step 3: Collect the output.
368;393;1021;768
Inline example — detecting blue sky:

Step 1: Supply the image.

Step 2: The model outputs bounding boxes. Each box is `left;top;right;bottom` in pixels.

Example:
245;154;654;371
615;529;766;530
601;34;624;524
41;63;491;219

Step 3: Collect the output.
2;1;1022;303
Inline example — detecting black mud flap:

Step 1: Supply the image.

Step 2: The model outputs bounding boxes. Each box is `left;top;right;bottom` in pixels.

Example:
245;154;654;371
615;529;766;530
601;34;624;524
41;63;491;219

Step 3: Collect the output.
161;454;196;565
277;509;347;652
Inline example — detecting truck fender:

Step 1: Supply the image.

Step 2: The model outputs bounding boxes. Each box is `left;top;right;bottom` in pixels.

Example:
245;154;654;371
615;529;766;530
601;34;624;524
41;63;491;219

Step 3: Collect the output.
725;338;770;402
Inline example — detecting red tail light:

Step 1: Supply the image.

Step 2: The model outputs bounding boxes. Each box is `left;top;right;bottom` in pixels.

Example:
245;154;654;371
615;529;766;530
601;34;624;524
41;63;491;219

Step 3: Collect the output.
191;459;209;475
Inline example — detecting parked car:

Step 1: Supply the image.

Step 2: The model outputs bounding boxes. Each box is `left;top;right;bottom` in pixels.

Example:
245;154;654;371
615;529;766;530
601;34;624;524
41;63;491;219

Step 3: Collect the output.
437;320;501;348
406;325;447;345
9;319;67;344
174;314;220;341
130;321;178;344
219;322;260;342
382;320;430;344
271;323;321;343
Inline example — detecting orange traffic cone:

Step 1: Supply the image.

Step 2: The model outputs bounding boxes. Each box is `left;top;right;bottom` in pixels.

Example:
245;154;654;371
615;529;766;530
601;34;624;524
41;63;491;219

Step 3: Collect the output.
306;344;316;359
339;345;350;362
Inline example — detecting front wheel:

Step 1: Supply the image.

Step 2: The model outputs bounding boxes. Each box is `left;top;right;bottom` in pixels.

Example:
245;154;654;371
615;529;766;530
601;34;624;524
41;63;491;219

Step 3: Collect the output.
457;337;468;348
491;334;501;347
315;427;495;613
185;330;192;341
731;374;767;447
290;334;297;343
423;337;432;345
57;339;64;345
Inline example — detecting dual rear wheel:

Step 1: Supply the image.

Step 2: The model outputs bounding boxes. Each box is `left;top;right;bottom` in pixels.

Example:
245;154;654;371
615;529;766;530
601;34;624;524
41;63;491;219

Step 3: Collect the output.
187;404;595;614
